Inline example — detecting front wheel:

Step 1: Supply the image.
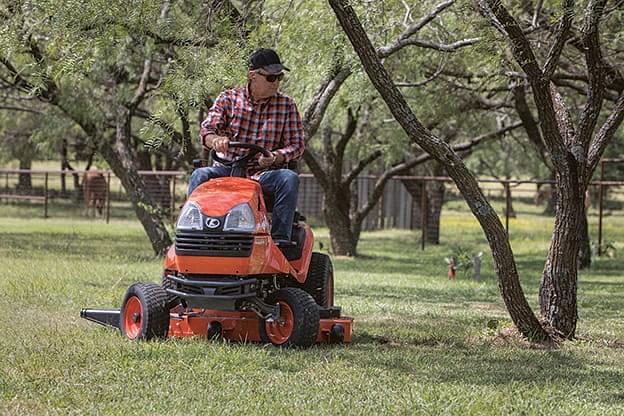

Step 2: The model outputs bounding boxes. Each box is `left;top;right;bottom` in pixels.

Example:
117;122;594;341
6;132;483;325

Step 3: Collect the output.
259;288;320;348
120;283;169;340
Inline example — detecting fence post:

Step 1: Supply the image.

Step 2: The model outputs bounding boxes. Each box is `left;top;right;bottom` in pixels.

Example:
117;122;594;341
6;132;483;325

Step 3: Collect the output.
421;179;427;250
379;188;385;230
598;160;605;256
44;173;49;219
504;181;510;234
106;172;111;224
171;175;177;221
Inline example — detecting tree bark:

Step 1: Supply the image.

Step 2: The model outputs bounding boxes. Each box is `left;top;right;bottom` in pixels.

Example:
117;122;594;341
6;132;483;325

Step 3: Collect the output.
426;179;445;244
402;179;423;230
17;158;32;193
578;211;591;269
99;106;172;256
323;190;359;256
539;172;584;338
329;0;550;341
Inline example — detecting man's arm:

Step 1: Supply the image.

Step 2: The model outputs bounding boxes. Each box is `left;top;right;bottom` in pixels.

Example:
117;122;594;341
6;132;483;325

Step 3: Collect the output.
273;100;305;163
199;92;230;152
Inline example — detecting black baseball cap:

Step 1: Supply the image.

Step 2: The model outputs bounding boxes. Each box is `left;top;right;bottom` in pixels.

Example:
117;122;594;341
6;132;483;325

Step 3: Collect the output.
249;48;290;74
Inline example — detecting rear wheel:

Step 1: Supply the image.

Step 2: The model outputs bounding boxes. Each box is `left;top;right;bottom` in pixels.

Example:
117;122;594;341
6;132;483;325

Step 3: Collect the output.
302;253;334;307
259;288;319;348
120;283;169;340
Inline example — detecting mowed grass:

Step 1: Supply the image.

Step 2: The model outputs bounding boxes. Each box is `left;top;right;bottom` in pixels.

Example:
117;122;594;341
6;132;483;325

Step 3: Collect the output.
1;201;623;415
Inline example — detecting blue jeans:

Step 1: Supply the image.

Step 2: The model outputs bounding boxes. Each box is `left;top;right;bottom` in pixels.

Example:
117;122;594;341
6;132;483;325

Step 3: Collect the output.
187;167;299;241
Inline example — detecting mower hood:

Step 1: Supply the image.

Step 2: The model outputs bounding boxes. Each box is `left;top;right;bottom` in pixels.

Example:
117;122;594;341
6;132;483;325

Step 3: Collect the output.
189;177;265;217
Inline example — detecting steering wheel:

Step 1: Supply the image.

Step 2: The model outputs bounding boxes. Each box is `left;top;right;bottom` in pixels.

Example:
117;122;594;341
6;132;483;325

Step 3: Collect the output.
211;142;273;168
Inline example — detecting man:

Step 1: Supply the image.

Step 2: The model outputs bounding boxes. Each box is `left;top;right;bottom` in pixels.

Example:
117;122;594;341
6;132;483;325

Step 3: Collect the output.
188;48;305;247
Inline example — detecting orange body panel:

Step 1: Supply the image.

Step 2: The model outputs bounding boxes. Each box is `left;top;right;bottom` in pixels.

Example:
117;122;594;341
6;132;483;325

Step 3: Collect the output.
168;176;314;281
290;225;314;283
190;178;267;217
167;308;353;343
174;235;298;276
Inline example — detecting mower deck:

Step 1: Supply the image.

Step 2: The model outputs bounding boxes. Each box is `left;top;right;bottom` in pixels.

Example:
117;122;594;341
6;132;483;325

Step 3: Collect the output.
80;307;353;344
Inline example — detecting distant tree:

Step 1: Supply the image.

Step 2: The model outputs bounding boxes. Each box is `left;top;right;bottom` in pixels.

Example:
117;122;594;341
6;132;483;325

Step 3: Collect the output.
0;0;247;255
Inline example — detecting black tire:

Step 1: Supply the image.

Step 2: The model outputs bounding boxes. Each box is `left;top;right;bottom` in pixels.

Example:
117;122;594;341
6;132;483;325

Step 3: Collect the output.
120;283;169;340
161;274;181;309
302;252;334;307
259;288;320;348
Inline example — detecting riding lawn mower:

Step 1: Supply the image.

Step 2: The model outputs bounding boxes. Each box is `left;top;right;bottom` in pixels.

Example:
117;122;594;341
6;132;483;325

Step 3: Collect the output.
81;143;353;347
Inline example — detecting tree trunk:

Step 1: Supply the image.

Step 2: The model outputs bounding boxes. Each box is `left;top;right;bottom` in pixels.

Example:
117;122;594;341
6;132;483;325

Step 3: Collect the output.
323;192;359;256
329;0;550;341
99;106;172;256
401;178;445;242
402;178;423;229
61;139;68;196
578;212;591;269
544;173;557;215
17;158;32;193
138;149;172;210
539;173;584;338
504;183;517;218
426;179;445;244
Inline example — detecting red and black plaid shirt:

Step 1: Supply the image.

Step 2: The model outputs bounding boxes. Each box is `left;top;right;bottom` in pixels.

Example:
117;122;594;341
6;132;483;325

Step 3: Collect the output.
199;85;305;176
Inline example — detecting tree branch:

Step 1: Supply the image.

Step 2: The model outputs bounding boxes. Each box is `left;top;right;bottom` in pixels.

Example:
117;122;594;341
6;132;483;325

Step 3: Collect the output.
129;59;153;109
302;148;330;190
334;107;358;177
0;104;43;114
377;0;455;57
381;37;480;56
483;0;566;168
354;122;521;226
577;0;608;146
543;0;575;79
302;67;352;140
587;92;624;173
512;82;552;170
343;149;383;187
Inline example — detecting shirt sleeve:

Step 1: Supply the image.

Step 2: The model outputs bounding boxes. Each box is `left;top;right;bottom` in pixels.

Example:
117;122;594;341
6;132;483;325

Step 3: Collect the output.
275;99;305;162
199;92;230;146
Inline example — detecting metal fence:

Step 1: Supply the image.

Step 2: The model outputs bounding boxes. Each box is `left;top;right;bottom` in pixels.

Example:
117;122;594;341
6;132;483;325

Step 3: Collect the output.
1;168;623;250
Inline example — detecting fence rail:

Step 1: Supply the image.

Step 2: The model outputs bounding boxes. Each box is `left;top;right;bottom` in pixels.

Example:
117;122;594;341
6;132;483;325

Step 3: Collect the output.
1;168;623;251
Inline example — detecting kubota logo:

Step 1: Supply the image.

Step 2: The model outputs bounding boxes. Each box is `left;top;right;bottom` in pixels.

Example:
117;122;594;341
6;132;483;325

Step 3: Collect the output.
205;218;220;228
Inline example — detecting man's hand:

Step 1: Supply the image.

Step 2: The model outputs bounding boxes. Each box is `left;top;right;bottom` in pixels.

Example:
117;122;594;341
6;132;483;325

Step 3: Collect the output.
258;152;285;169
204;135;230;153
258;153;276;168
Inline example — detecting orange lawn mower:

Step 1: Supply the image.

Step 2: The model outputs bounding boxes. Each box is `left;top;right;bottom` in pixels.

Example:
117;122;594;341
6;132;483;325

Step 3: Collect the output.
81;143;352;347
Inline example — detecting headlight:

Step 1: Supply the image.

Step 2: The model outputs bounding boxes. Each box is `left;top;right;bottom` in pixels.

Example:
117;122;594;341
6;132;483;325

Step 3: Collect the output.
223;203;255;232
176;202;203;231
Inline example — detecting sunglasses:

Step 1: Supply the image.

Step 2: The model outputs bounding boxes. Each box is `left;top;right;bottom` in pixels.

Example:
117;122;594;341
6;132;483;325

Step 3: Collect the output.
257;72;284;83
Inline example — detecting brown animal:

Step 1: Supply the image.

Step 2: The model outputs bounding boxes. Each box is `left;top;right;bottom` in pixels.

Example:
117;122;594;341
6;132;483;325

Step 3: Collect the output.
83;171;107;216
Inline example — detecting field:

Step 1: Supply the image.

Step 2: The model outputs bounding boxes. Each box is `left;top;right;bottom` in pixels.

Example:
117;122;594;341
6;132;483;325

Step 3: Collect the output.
1;201;623;415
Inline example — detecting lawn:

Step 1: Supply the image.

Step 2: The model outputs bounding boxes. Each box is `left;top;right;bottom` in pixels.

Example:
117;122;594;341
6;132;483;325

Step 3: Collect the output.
0;202;623;415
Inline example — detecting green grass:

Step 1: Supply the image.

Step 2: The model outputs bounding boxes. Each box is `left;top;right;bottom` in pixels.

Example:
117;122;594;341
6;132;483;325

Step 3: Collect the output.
1;203;623;415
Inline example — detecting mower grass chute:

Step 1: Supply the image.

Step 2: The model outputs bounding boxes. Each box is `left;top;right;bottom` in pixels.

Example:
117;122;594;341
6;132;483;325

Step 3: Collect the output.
81;143;352;347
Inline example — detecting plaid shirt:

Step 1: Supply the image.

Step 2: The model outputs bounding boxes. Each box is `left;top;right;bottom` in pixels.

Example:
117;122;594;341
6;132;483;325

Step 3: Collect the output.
199;86;305;176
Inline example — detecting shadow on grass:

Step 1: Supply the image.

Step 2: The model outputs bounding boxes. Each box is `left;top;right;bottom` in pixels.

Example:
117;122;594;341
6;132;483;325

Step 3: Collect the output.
349;342;623;391
340;283;498;304
0;231;155;261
